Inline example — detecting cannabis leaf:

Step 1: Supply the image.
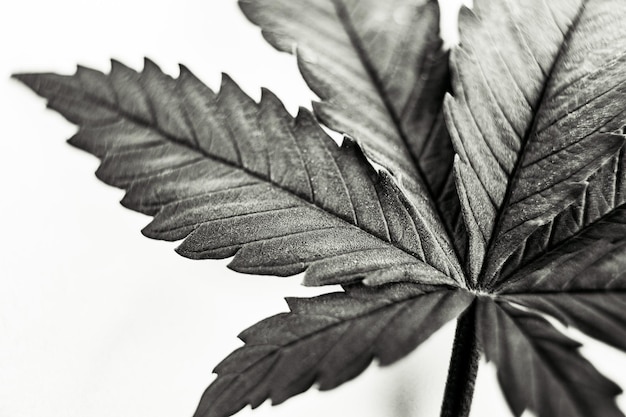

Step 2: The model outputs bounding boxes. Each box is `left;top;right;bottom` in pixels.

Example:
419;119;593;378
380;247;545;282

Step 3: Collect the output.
196;284;472;417
13;60;462;288
12;0;626;416
240;0;468;266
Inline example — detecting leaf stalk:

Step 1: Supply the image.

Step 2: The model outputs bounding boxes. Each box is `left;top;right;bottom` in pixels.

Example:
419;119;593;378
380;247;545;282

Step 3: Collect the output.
440;301;479;417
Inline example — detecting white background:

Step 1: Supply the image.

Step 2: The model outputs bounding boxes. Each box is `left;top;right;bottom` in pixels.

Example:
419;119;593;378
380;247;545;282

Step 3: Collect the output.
1;1;625;416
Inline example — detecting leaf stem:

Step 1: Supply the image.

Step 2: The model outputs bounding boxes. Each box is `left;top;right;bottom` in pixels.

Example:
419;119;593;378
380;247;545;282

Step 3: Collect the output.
440;301;479;417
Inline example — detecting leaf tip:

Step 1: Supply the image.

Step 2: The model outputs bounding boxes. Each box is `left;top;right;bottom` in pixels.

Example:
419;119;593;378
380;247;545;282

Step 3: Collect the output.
295;106;315;123
142;220;172;242
11;72;38;91
178;63;194;79
237;0;255;21
74;63;89;74
226;256;250;274
259;87;280;106
93;164;109;184
174;244;198;260
283;296;301;312
118;193;135;211
339;135;356;148
339;136;372;166
219;72;242;96
220;71;235;84
142;57;161;73
458;3;476;21
109;58;132;75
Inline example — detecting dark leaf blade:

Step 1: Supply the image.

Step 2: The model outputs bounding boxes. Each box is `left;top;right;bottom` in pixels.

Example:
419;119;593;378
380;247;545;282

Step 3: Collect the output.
477;298;624;417
498;204;626;351
497;204;626;294
486;132;625;283
13;60;464;288
495;145;626;282
194;285;474;417
506;292;626;352
240;0;466;275
445;0;626;286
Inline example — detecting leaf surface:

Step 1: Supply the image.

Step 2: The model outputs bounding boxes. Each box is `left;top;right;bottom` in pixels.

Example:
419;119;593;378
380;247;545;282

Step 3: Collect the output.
195;285;473;417
500;204;626;350
240;0;466;271
477;298;623;417
446;0;626;285
13;60;468;288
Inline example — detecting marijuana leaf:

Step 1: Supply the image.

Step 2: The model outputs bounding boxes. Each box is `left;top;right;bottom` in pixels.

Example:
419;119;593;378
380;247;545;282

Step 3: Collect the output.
196;284;472;417
13;61;462;288
12;0;626;416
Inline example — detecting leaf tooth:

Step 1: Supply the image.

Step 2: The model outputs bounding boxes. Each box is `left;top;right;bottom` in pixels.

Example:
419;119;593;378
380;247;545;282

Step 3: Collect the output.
13;72;64;98
177;63;195;80
139;57;197;141
107;60;154;125
75;65;116;105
